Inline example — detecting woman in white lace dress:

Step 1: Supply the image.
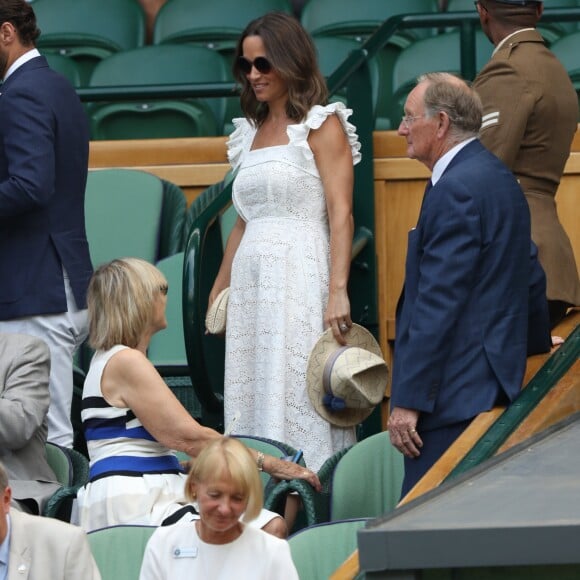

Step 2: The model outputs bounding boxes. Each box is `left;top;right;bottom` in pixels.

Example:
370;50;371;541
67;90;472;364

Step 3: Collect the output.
209;13;361;472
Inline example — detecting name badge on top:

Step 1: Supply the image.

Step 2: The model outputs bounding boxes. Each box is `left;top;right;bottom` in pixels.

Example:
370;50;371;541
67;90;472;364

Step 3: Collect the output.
173;546;198;559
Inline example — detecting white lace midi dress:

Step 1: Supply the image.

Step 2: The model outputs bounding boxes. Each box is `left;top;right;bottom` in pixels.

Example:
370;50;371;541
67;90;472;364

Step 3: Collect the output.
224;102;361;471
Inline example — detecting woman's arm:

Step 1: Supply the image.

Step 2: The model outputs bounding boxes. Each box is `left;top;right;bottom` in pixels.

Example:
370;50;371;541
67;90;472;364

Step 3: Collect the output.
309;114;355;345
208;215;246;307
102;349;321;490
102;348;220;458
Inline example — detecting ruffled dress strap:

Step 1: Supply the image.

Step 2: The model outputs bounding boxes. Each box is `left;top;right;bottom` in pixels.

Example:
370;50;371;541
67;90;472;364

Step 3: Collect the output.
226;117;256;170
287;102;362;164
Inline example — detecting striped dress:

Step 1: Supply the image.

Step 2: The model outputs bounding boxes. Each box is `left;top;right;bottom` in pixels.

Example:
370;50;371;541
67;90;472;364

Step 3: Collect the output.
76;345;187;532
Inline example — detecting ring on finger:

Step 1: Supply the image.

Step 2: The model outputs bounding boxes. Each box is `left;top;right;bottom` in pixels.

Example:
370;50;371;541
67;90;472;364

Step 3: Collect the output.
339;323;348;332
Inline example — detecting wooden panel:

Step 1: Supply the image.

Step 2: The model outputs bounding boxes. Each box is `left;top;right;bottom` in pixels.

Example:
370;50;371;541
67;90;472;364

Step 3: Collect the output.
89;137;230;206
372;129;580;355
556;177;580;270
498;359;580;455
87;129;580;339
375;176;424;344
89;137;228;166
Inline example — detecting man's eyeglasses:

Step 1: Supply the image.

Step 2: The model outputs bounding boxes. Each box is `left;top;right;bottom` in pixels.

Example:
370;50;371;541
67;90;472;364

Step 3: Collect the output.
159;284;169;296
400;114;425;128
237;56;273;75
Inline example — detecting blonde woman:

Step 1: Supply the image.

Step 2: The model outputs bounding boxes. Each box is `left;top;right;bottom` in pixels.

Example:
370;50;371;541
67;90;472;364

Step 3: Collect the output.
140;437;298;579
77;258;320;536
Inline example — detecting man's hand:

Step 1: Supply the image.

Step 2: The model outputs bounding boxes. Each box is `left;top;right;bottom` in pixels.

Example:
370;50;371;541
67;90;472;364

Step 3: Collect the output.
388;406;423;458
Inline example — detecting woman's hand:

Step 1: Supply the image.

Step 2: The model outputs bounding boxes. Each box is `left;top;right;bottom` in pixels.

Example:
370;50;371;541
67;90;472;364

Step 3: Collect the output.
264;456;322;492
208;285;226;310
324;288;352;346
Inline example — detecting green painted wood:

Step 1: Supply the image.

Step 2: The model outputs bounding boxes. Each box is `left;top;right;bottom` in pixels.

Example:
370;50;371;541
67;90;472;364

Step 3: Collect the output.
447;323;580;480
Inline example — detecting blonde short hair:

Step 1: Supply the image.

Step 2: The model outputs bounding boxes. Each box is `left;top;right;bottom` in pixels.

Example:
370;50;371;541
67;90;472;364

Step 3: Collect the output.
87;257;167;350
185;438;263;523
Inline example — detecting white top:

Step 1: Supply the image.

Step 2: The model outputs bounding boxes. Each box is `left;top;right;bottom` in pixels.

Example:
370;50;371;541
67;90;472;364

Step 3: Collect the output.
139;520;299;580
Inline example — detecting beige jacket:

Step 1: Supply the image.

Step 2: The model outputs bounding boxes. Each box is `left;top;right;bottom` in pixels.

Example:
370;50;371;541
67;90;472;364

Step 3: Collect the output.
8;509;101;580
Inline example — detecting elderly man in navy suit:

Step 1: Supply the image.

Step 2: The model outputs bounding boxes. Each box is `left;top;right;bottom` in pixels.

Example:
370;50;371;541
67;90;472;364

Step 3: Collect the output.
0;0;92;447
388;73;549;497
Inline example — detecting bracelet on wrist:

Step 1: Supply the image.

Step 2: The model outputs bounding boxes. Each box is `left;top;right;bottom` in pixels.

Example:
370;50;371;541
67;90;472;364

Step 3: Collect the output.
256;451;265;472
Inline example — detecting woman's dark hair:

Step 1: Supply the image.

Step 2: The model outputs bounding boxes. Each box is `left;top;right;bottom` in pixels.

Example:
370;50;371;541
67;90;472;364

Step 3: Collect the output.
0;0;40;46
232;11;328;126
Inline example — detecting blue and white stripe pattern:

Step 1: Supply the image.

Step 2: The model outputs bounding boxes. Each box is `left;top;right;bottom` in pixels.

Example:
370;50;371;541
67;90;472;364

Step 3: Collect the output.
82;345;184;482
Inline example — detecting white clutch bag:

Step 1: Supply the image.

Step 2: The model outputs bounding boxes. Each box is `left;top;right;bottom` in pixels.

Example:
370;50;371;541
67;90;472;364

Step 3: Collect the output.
205;287;229;334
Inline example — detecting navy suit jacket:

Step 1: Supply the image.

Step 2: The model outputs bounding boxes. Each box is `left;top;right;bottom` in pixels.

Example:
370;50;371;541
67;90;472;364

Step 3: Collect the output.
391;140;546;432
0;55;92;319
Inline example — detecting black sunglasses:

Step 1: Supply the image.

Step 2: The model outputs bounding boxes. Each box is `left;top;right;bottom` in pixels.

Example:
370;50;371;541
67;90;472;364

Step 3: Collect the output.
159;284;169;296
237;56;273;75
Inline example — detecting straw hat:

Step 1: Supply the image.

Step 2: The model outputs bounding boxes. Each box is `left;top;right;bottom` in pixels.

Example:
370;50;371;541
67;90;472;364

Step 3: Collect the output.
205;287;229;334
306;324;388;427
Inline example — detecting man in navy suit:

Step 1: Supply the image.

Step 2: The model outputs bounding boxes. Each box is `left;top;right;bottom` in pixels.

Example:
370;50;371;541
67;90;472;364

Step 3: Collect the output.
388;72;548;497
0;0;92;447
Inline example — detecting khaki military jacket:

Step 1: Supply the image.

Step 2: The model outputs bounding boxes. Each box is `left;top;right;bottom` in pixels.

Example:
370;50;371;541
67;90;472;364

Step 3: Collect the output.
474;29;580;304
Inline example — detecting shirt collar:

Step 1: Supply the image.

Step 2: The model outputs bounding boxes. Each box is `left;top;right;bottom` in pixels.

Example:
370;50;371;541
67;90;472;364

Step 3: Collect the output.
493;28;535;55
0;514;11;580
3;48;41;82
431;137;476;185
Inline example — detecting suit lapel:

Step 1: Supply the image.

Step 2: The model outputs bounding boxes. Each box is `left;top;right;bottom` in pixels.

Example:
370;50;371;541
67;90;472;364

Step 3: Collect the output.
8;511;31;580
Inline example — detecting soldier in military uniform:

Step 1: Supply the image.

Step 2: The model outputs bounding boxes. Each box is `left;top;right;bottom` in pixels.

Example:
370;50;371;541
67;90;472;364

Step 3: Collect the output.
473;0;580;327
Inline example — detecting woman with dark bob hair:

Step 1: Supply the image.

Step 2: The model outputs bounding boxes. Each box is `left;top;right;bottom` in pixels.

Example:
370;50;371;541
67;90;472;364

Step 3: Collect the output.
209;12;361;472
77;258;320;535
140;437;299;579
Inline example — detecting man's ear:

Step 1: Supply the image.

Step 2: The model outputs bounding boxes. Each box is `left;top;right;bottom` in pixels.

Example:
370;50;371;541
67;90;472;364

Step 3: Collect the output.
437;111;450;138
0;22;16;45
1;485;11;516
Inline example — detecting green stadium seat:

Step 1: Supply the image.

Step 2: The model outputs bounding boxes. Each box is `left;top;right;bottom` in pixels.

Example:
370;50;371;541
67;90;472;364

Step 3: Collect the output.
313;35;394;130
148;253;202;420
33;0;146;85
153;0;294;135
152;0;293;51
88;44;229;140
301;0;440;48
391;30;493;128
265;431;404;529
80;169;187;375
288;518;369;580
44;442;89;521
85;169;165;268
42;52;82;87
446;0;579;45
84;168;187;268
88;525;156;580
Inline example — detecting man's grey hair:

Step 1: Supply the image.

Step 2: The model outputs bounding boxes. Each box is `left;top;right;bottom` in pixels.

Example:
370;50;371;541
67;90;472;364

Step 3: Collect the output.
418;72;483;143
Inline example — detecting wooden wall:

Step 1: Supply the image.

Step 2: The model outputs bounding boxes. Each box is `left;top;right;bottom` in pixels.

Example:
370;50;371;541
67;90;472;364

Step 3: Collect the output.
372;130;580;376
89;129;580;366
